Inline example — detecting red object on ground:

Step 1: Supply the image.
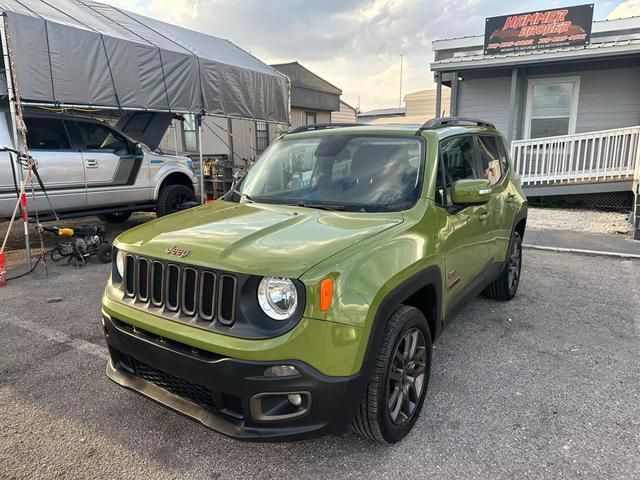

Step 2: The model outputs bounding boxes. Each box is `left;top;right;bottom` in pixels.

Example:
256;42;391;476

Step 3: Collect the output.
20;193;27;222
0;252;6;287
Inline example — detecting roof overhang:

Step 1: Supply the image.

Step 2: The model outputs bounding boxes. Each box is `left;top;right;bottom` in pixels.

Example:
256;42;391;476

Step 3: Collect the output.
431;41;640;72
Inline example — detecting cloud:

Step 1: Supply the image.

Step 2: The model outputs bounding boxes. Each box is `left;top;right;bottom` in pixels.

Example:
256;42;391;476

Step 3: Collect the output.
100;0;625;110
607;0;640;19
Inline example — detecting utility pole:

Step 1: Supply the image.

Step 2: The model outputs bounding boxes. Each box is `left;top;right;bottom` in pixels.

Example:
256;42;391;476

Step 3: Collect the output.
398;54;404;109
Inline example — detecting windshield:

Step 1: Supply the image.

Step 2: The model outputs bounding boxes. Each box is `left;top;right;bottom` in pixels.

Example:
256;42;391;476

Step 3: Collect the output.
239;134;424;212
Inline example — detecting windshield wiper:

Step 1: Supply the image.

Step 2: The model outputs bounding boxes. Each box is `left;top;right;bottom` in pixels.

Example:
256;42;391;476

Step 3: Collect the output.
292;202;345;211
231;187;256;204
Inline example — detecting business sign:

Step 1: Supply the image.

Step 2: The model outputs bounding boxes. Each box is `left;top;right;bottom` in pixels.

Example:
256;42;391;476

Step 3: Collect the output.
484;4;594;55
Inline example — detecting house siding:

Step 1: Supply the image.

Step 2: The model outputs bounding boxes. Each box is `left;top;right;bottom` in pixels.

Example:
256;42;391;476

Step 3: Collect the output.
456;64;640;140
457;75;514;137
290;108;331;128
573;66;640;133
331;102;357;123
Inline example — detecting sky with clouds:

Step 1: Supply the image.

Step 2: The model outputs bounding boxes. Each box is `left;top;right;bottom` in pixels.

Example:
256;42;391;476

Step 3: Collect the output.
103;0;639;111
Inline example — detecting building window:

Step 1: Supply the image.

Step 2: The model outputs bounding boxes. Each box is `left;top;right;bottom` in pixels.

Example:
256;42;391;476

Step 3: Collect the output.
524;77;580;139
305;112;317;125
255;121;268;154
183;114;198;152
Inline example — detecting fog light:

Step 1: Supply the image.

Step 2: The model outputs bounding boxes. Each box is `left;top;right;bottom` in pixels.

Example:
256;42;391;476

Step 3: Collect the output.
264;365;299;377
287;394;302;406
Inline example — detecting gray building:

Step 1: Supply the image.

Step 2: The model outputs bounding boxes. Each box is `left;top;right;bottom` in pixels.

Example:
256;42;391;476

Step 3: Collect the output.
431;16;640;143
272;62;342;128
431;14;640;236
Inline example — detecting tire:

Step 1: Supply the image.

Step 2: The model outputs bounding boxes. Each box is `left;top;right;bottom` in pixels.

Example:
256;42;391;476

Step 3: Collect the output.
96;243;112;264
352;305;432;443
155;184;196;217
97;211;132;223
484;230;522;301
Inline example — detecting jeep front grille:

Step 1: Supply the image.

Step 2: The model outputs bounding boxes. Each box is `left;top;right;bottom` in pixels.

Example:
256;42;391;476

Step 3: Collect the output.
124;254;237;325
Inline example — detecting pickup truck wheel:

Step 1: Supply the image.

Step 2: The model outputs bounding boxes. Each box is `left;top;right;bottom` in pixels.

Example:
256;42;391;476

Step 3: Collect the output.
97;212;132;223
156;184;196;217
352;305;432;443
484;230;522;301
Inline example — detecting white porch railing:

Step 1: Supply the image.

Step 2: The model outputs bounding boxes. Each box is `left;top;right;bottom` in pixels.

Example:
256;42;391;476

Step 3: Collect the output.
511;126;640;186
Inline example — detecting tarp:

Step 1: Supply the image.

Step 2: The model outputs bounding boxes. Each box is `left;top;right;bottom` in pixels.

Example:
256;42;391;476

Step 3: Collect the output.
0;0;289;123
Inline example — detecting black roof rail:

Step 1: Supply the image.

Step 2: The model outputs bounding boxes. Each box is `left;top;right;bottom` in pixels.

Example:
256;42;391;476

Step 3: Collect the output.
287;123;367;134
417;116;495;133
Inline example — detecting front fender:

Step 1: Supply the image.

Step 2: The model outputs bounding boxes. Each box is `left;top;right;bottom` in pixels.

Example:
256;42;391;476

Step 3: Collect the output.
300;199;443;332
151;162;199;200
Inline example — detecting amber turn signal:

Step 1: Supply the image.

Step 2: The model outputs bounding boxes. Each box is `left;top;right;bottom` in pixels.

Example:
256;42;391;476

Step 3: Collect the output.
320;278;333;312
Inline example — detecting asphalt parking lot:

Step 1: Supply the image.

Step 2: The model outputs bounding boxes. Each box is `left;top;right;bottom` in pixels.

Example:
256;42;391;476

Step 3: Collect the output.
0;249;638;479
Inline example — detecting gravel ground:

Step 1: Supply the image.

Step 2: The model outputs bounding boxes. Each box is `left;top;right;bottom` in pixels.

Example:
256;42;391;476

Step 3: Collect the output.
1;250;639;479
527;208;632;235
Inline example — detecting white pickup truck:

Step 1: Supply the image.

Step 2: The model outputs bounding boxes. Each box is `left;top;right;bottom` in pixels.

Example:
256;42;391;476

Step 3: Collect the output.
0;112;198;222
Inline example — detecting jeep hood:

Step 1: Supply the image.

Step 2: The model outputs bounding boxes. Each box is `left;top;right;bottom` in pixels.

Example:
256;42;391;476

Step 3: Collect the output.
115;201;404;277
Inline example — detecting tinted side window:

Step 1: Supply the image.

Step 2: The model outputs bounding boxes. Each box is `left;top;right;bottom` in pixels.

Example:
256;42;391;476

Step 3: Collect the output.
440;136;480;186
477;136;506;186
25;118;71;150
75;122;130;153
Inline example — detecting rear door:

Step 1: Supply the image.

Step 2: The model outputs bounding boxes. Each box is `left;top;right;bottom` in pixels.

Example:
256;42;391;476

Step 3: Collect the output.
437;135;491;309
23;117;86;213
68;120;146;208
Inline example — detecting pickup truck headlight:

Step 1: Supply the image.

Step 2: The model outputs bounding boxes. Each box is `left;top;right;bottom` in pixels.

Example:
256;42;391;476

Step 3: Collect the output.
257;277;298;320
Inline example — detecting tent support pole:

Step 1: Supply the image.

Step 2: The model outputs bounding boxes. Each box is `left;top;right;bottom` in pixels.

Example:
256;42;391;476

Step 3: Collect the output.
197;115;205;204
1;15;31;270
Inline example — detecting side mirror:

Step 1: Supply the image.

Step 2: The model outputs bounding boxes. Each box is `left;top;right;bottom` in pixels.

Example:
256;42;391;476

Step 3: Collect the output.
450;179;491;205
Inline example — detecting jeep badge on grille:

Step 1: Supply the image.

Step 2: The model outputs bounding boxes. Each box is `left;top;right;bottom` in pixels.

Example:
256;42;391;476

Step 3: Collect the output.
165;245;191;258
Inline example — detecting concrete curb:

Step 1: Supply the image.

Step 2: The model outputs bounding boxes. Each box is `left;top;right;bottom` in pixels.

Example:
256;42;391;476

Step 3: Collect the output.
523;243;640;260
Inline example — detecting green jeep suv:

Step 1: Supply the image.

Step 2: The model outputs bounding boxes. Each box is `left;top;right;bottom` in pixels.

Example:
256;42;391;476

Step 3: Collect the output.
102;117;527;443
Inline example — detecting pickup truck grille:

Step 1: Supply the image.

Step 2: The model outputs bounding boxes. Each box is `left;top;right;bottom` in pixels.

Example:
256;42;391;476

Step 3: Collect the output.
124;254;237;325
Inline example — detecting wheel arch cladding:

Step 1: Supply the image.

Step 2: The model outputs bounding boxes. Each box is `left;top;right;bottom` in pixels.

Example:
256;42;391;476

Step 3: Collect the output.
514;216;527;239
364;266;443;371
161;171;194;191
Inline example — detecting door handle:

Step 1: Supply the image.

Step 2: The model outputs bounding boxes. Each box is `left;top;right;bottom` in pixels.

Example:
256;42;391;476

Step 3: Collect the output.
478;210;489;225
506;193;518;205
85;158;98;168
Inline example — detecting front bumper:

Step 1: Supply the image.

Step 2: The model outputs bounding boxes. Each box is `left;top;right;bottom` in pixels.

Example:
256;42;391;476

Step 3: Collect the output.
103;313;367;441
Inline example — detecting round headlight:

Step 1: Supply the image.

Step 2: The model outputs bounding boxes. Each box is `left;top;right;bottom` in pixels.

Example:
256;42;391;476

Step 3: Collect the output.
115;250;125;279
257;277;298;320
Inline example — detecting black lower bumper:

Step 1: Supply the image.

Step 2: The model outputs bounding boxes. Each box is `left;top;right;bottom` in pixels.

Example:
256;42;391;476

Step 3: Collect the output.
103;314;366;441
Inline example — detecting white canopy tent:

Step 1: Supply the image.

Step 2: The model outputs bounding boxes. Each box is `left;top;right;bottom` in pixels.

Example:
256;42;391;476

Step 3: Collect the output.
0;0;290;269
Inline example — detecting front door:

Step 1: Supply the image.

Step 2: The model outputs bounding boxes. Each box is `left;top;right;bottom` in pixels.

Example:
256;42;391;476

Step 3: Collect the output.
68;120;145;208
475;135;514;264
23;116;86;214
437;135;491;311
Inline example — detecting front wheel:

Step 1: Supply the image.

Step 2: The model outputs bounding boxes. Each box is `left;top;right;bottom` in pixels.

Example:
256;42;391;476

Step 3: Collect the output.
155;184;196;217
484;230;522;301
352;305;432;443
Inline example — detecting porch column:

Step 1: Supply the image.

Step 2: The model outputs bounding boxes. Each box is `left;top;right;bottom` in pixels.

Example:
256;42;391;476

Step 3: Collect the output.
507;67;519;144
450;71;458;117
435;73;442;118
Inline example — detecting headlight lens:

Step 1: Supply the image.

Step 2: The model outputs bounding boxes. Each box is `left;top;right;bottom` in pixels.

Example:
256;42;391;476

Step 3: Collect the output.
115;249;125;279
257;277;298;320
